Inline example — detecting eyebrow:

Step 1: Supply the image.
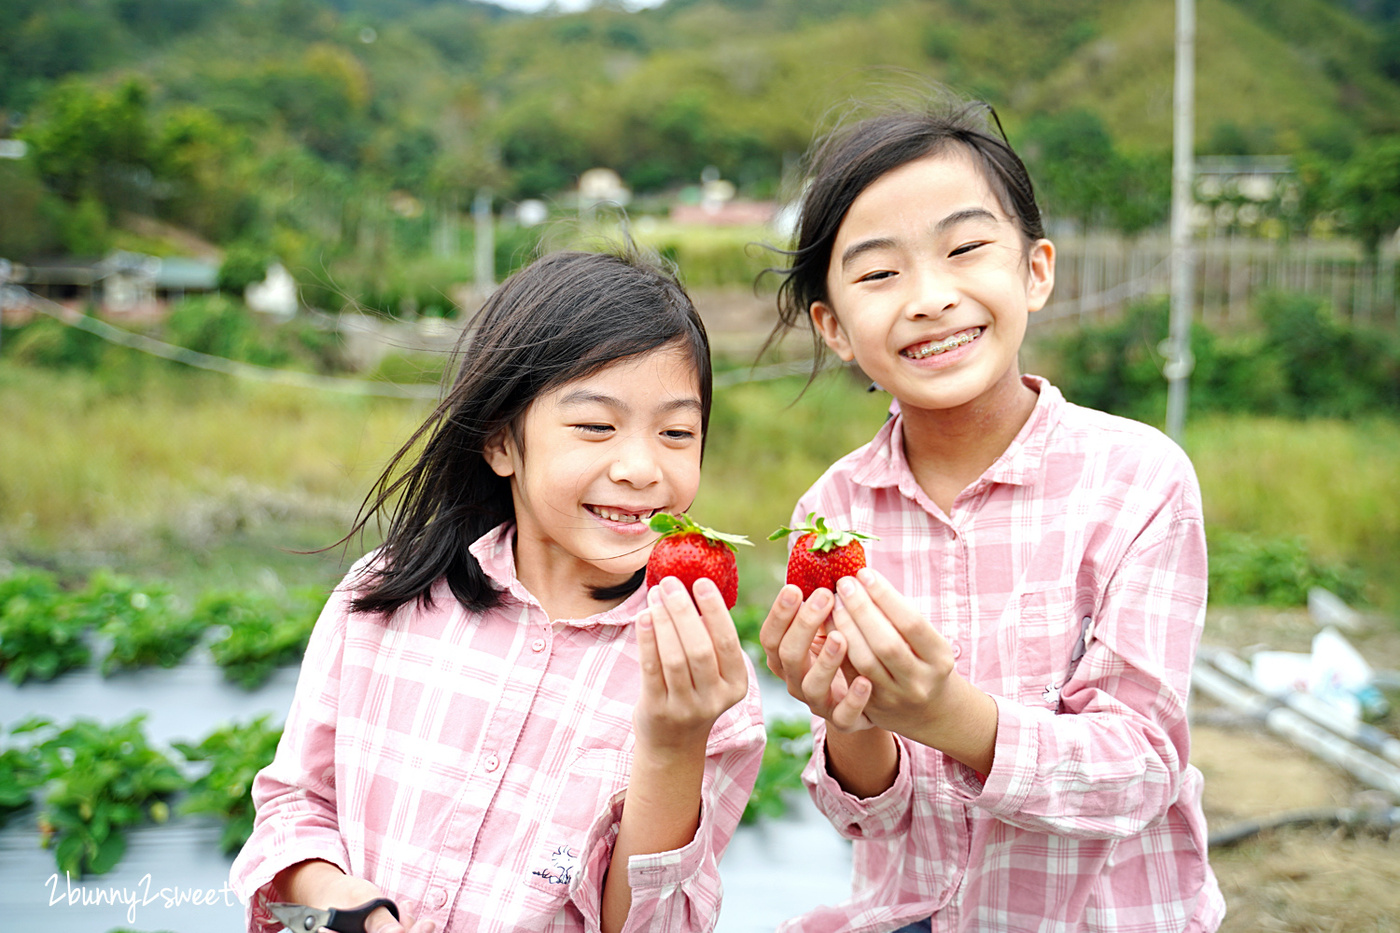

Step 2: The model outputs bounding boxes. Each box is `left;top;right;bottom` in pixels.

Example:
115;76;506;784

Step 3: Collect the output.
558;390;702;416
839;207;1002;271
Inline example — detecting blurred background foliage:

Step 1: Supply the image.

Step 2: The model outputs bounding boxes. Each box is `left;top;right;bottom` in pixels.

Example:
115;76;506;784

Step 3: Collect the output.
1;0;1399;608
2;0;1400;298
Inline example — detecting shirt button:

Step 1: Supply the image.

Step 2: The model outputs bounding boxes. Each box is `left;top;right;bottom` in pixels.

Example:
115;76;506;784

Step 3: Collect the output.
429;888;448;909
951;642;962;659
483;754;500;772
531;637;546;652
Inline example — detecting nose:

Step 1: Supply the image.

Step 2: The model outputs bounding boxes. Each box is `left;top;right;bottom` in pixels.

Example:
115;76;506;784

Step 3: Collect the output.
607;434;662;488
904;264;958;319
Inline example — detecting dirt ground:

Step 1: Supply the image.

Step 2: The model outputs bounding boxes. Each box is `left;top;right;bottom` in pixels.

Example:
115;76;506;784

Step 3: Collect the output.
1194;607;1400;932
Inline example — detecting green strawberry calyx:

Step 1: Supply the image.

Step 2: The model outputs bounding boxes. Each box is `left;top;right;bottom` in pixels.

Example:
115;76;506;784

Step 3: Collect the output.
647;512;753;551
767;512;877;553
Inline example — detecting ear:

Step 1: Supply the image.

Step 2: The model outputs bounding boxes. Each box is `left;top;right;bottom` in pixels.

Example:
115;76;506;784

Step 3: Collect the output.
1025;238;1056;314
810;301;855;362
482;428;518;478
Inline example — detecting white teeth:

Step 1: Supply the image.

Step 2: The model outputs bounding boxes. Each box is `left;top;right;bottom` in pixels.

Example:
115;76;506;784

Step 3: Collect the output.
592;507;654;523
906;328;981;360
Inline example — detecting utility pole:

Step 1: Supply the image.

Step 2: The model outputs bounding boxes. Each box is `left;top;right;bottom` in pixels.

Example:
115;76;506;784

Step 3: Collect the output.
473;189;494;297
1165;0;1196;442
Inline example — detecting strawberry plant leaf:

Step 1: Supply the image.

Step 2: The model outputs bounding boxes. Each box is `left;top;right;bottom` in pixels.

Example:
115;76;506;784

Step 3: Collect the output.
0;568;91;684
34;715;186;877
178;715;283;854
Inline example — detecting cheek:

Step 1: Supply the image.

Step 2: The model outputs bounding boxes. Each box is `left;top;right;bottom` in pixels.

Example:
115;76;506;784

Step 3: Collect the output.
670;450;703;498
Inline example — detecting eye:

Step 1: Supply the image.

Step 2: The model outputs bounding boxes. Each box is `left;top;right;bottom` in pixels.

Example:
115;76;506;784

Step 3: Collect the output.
855;269;896;283
574;423;613;436
950;241;987;257
662;428;697;441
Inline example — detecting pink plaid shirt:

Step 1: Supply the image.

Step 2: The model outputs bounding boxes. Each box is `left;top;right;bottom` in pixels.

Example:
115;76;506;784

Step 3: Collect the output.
780;376;1225;933
230;523;766;933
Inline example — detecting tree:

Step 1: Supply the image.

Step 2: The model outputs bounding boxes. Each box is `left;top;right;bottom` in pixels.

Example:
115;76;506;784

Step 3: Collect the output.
19;78;153;207
1020;109;1119;231
1334;135;1400;262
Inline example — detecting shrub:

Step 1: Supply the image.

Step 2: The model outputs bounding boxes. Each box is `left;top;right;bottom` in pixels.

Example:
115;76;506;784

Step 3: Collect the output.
217;244;274;295
74;571;208;675
1040;293;1400;422
0;719;48;829
3;313;108;369
1208;531;1366;606
742;717;812;825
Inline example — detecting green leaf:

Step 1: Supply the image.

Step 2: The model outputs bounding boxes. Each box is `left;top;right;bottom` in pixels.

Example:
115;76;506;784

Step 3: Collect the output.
54;833;86;877
647;511;753;550
87;830;127;875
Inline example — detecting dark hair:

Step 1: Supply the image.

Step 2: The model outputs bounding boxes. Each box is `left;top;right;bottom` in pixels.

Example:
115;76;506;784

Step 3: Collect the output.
764;95;1045;369
342;248;712;618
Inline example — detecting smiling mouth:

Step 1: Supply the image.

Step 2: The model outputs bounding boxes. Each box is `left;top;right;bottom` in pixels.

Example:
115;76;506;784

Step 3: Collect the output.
585;506;660;524
902;327;984;360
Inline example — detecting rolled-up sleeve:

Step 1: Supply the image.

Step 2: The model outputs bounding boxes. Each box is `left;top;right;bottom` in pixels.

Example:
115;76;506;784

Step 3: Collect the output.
803;721;914;842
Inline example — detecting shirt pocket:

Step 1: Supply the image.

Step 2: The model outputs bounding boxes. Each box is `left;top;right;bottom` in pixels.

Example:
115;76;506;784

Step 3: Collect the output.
1011;584;1088;711
522;746;631;902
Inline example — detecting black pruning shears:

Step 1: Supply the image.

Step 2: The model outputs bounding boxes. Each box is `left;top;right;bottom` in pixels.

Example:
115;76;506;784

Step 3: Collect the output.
270;898;400;933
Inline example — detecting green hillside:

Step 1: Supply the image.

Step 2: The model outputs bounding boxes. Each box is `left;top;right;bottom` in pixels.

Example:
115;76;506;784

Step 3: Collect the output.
2;0;1398;277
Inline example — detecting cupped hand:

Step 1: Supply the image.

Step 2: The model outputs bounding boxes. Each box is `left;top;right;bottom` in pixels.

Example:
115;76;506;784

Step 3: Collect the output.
758;583;876;732
634;575;750;751
827;567;997;776
826;567;956;732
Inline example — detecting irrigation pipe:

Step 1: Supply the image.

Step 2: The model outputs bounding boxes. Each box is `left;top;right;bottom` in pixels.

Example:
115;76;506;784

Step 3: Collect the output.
1208;805;1400;848
1190;661;1400;798
1199;644;1400;768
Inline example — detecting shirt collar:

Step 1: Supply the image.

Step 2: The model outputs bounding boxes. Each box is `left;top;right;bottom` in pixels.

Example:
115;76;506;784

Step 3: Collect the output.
467;522;647;627
850;374;1064;493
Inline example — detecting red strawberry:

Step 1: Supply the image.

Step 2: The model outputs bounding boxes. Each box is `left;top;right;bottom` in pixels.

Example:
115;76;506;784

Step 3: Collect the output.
768;513;876;600
645;512;753;608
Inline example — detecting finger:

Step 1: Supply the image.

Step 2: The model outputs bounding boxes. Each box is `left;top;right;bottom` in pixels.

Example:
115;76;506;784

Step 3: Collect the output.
835;575;915;664
634;609;668;702
855;567;946;661
658;576;721;690
658;576;721;687
799;627;848;712
830;598;893;684
776;588;834;687
692;577;747;687
829;674;874;733
647;583;694;693
758;584;803;676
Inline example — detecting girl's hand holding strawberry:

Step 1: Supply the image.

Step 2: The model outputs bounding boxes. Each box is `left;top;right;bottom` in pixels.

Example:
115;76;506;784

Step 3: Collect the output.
762;513;880;732
635;511;752;748
606;573;750;929
828;567;998;777
636;574;750;750
759;583;877;735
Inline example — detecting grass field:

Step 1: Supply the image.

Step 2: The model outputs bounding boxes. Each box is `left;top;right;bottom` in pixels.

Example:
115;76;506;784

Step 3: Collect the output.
2;358;1397;612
